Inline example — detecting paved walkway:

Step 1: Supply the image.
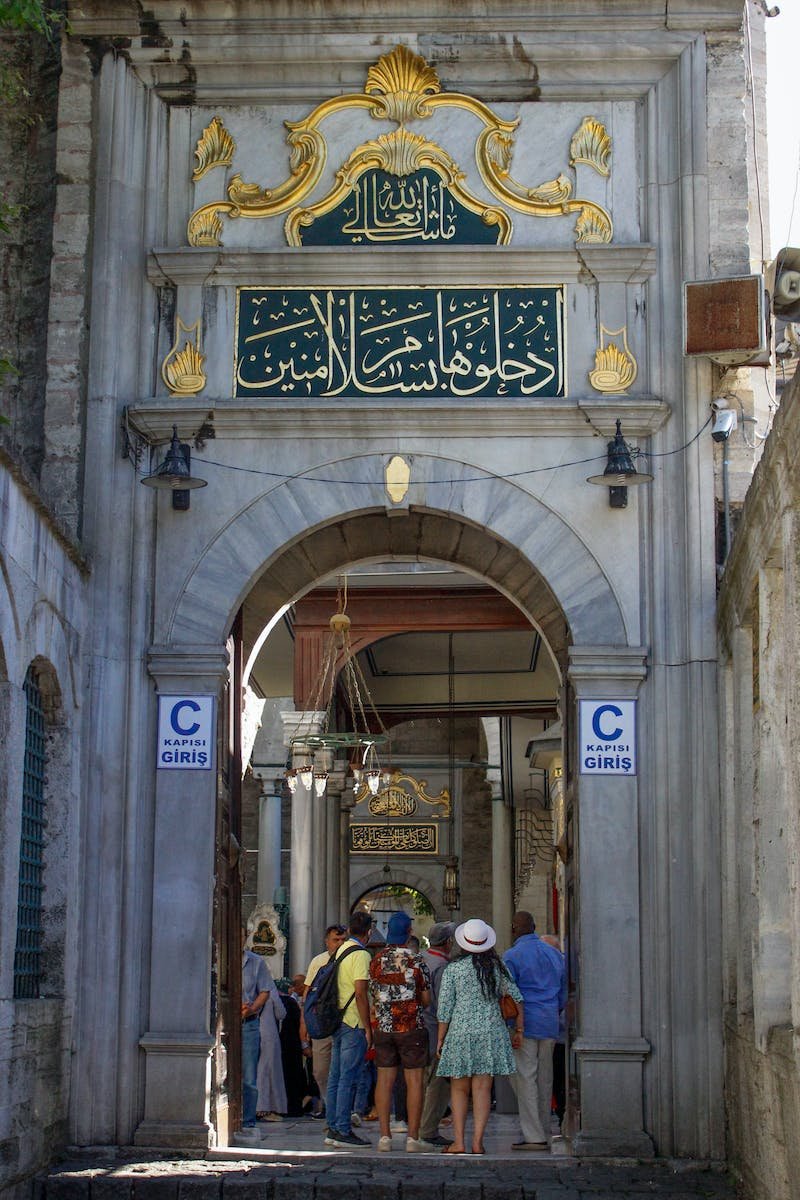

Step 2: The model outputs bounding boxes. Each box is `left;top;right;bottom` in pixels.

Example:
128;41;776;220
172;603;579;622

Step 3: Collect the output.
38;1116;742;1199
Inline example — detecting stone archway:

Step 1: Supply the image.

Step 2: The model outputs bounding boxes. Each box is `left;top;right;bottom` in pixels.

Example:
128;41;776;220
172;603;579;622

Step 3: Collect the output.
163;452;629;655
142;454;651;1157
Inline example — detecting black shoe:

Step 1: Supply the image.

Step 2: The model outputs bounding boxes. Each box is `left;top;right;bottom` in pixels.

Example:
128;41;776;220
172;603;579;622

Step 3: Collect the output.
330;1131;370;1148
310;1108;326;1120
420;1133;453;1147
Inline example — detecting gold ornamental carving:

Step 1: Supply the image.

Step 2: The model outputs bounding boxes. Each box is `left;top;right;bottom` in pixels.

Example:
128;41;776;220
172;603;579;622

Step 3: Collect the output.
589;325;638;393
364;44;441;123
355;769;451;816
285;129;512;246
161;316;206;396
192;116;236;181
569;117;612;177
187;45;612;247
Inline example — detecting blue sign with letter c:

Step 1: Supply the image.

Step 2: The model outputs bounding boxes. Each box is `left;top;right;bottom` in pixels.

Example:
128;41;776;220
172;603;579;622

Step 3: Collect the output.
591;703;624;741
170;699;202;736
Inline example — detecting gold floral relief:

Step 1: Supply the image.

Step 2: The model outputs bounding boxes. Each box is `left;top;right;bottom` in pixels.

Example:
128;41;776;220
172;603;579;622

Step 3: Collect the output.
285;128;512;246
569;116;612;177
589;325;638;394
192;116;236;181
364;43;441;123
186;45;613;247
187;205;229;247
161;317;206;396
355;770;452;815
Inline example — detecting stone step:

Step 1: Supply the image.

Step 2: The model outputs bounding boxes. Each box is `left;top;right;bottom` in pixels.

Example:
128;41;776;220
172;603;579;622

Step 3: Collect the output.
34;1151;739;1200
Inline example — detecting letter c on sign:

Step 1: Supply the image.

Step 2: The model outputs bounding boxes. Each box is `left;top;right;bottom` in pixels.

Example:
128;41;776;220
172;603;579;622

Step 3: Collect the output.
591;704;623;741
170;699;201;736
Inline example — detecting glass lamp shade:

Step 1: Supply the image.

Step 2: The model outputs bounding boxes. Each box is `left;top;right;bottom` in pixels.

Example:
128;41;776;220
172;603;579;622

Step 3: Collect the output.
313;772;328;798
285;769;298;794
365;769;381;795
298;765;314;790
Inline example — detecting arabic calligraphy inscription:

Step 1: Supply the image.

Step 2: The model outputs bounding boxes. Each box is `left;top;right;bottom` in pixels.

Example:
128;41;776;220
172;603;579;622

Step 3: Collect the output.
236;286;565;399
298;167;503;246
350;824;438;854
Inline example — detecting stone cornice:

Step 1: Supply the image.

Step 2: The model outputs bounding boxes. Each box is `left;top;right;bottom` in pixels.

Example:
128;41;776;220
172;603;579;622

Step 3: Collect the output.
147;645;230;685
718;376;800;635
146;246;656;289
126;396;670;441
568;645;648;696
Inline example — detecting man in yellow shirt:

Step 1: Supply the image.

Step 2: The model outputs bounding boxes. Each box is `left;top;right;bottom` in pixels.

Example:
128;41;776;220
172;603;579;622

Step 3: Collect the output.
324;909;374;1148
301;923;347;1119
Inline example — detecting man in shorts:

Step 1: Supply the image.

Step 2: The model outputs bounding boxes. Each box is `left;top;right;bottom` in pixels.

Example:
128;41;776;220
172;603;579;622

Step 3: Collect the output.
368;911;431;1152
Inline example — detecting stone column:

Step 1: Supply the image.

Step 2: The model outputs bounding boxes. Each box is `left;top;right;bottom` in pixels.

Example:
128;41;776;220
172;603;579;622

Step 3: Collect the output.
568;646;653;1158
311;748;334;940
482;717;513;954
135;645;229;1148
325;769;347;924
340;797;354;918
280;711;326;974
252;771;283;907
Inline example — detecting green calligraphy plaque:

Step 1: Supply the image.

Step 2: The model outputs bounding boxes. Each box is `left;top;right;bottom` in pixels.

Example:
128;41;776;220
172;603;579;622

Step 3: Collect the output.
299;168;504;246
349;823;439;854
235;286;564;399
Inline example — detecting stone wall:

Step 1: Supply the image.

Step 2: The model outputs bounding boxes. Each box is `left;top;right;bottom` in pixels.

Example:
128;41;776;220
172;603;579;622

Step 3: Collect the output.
0;460;86;1197
718;370;800;1200
0;26;60;480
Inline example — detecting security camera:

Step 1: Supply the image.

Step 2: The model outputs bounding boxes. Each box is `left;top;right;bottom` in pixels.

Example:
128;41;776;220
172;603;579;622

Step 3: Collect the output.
711;408;737;442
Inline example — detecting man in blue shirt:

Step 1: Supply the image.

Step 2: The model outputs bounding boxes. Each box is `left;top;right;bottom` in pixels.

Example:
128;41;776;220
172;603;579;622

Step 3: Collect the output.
503;911;567;1150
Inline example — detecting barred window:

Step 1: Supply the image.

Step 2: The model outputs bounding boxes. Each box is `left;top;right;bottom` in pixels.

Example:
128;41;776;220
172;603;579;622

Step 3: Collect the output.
14;666;47;999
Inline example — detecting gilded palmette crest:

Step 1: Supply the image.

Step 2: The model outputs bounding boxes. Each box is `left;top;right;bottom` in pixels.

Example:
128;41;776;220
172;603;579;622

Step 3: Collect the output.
161;317;206;396
187;45;613;247
589;325;638;393
364;44;441;123
574;207;613;244
187;208;224;247
569;117;612;177
192;116;236;181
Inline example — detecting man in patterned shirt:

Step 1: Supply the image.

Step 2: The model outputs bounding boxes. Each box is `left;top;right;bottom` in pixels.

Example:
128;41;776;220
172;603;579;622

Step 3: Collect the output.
368;910;431;1152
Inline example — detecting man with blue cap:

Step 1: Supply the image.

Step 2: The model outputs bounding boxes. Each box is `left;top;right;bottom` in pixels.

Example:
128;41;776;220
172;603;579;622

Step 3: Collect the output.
368;910;431;1152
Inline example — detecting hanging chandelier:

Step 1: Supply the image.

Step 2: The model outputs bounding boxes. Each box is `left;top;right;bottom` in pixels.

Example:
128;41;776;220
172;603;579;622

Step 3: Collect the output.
285;579;390;799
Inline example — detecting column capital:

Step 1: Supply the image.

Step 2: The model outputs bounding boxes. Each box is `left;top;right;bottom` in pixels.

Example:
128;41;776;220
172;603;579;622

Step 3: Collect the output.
251;765;285;794
567;645;647;697
280;709;327;750
147;644;229;691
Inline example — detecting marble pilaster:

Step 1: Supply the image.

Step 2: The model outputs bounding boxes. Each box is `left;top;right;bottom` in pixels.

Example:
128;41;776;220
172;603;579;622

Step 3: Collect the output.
135;644;229;1148
568;645;653;1158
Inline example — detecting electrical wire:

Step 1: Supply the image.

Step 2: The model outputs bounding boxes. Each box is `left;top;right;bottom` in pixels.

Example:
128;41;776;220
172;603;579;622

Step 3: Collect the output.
130;415;714;488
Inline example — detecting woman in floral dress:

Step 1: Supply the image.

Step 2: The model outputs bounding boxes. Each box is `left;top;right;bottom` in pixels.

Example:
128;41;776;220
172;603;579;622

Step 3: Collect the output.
435;918;524;1154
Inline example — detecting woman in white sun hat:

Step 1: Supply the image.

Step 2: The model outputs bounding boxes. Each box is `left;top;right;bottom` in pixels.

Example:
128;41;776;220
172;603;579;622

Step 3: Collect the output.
435;918;523;1155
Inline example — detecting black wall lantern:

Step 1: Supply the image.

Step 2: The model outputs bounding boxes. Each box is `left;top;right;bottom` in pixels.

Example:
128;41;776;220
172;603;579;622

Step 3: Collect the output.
586;419;653;508
140;425;207;510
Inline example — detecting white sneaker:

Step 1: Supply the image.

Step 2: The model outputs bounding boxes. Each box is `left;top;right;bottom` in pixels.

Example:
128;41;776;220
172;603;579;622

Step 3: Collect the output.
351;1111;362;1126
378;1135;393;1152
406;1136;427;1153
390;1119;407;1132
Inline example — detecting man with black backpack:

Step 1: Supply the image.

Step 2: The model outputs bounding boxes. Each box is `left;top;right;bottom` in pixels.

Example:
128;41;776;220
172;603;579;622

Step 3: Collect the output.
318;909;374;1148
